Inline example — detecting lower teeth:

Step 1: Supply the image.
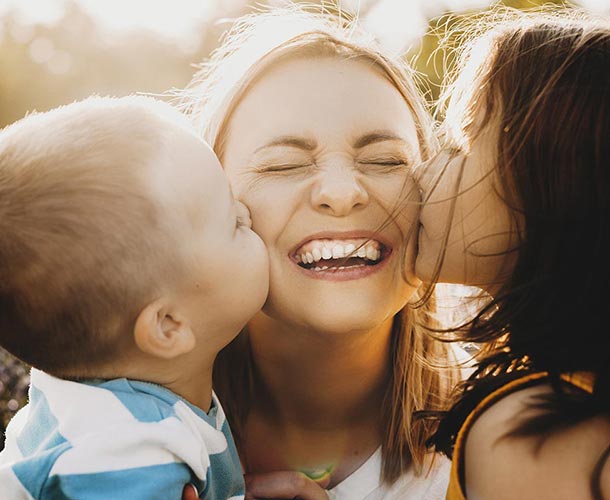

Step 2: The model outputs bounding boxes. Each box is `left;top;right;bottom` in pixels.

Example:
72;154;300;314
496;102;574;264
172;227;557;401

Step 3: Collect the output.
312;264;366;271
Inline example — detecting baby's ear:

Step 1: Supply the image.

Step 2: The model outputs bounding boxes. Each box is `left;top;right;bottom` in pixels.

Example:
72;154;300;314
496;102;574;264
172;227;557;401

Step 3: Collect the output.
133;298;196;359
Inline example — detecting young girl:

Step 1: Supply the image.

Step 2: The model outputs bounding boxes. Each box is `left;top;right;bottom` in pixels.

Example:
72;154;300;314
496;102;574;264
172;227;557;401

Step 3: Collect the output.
416;8;610;500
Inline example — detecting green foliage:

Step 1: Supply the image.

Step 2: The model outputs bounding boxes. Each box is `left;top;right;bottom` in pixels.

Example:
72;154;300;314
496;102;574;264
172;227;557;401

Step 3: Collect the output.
409;0;576;105
0;0;252;128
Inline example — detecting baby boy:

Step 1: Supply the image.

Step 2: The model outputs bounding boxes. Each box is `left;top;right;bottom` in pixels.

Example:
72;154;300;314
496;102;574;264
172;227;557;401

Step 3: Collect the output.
0;96;268;499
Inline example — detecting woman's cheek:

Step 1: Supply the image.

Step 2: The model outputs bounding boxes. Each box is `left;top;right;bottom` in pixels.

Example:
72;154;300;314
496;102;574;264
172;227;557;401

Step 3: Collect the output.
244;188;295;242
367;175;419;227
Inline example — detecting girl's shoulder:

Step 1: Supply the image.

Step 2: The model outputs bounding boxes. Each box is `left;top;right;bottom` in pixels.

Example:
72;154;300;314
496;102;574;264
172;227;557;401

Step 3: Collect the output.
463;378;610;500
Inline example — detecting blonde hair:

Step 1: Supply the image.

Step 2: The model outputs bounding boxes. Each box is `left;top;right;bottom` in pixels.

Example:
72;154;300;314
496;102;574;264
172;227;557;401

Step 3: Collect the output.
0;96;188;376
182;5;456;482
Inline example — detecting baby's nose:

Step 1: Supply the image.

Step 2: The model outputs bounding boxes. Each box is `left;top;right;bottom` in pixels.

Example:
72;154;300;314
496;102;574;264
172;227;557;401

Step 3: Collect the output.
236;200;252;228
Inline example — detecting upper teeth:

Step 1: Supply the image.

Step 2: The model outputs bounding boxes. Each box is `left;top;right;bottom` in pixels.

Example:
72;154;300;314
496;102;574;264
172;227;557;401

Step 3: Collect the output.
296;239;382;264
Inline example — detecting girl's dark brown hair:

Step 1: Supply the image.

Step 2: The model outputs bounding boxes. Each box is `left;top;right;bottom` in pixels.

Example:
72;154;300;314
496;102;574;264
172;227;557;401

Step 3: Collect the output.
428;8;610;467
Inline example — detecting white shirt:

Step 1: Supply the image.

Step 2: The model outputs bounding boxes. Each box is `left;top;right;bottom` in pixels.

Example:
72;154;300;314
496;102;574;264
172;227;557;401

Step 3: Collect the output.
328;448;450;500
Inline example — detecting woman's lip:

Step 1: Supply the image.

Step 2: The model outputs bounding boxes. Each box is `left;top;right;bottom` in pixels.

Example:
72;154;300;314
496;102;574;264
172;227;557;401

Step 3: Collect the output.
289;230;393;256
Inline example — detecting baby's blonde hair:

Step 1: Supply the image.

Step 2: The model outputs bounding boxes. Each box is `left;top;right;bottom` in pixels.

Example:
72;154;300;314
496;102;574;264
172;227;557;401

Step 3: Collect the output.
0;96;189;376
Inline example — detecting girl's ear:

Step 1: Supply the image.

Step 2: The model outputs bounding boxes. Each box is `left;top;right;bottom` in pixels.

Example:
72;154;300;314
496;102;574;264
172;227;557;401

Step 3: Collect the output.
133;298;196;359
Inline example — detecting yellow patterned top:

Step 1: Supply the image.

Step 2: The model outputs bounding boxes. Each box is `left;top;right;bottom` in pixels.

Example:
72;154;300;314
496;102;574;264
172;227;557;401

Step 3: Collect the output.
445;372;595;500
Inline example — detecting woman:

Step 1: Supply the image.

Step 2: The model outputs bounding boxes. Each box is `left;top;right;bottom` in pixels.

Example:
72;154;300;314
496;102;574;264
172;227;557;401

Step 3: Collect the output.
416;8;610;499
181;6;456;499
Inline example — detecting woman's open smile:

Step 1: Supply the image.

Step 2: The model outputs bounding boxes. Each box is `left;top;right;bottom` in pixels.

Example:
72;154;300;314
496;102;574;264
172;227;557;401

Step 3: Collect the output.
290;231;392;281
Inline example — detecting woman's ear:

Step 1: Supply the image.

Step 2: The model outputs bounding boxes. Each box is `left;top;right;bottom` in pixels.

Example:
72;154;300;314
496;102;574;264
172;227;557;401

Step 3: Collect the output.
133;298;196;359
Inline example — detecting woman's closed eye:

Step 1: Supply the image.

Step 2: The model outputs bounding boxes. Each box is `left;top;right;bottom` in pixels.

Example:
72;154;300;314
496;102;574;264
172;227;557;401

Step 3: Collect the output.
254;161;314;174
357;155;410;172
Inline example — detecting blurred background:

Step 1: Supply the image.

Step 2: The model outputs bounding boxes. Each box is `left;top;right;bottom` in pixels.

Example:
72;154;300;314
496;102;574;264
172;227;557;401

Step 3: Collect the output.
0;0;608;448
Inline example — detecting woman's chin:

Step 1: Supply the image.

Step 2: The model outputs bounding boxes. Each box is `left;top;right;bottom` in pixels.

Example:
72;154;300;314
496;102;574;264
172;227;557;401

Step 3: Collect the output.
306;314;388;336
263;296;405;336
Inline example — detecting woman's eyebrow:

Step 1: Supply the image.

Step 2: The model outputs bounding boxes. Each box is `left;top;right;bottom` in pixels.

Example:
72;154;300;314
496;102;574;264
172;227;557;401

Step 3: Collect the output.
353;131;408;149
254;135;317;153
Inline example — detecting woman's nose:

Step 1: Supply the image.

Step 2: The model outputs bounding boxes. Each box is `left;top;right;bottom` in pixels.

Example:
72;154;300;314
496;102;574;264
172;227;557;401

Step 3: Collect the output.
310;168;369;216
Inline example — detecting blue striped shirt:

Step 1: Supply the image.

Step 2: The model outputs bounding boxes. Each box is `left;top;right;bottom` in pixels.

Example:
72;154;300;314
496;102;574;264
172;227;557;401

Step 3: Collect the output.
0;369;245;499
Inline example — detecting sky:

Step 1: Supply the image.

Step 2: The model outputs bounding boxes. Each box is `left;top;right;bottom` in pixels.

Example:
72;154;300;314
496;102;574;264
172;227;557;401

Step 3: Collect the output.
0;0;221;39
0;0;609;52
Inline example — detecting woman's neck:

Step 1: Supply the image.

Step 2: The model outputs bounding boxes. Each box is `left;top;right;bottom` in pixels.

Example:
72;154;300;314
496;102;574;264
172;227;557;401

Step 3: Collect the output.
247;312;394;429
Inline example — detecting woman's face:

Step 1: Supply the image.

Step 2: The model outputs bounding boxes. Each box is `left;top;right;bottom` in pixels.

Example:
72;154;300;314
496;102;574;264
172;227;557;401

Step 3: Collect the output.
221;56;422;333
416;117;518;292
